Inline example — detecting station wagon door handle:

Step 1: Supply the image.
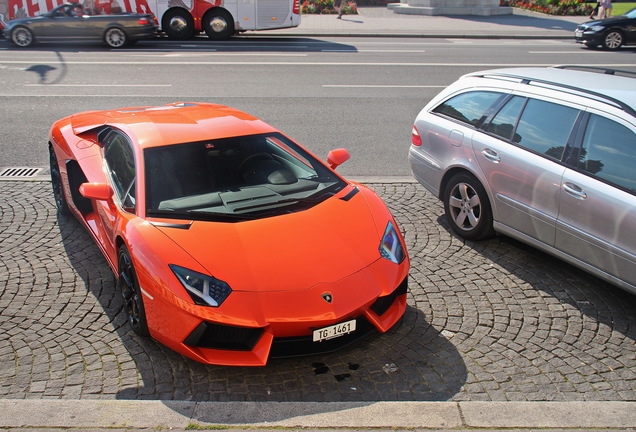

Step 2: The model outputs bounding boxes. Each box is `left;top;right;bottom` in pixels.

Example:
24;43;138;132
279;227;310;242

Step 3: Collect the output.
481;148;501;163
563;182;588;200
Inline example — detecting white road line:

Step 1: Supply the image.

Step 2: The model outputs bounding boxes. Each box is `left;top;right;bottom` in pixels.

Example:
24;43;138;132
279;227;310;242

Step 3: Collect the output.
24;84;172;87
528;51;593;54
323;84;446;88
3;60;635;69
322;49;427;53
4;61;634;67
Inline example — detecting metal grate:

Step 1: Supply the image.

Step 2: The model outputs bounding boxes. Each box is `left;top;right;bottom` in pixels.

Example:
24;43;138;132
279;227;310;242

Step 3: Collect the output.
0;167;44;179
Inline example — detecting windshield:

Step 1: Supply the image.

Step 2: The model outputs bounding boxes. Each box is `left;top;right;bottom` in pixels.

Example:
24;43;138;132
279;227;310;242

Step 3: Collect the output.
144;133;346;221
626;8;636;18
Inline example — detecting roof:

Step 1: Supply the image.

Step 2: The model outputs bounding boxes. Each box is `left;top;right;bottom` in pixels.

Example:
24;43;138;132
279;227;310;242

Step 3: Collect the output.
464;66;636;118
70;102;277;147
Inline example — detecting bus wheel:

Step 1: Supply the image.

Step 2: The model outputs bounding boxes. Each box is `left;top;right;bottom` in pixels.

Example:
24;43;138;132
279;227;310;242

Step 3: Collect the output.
162;9;194;39
203;9;235;40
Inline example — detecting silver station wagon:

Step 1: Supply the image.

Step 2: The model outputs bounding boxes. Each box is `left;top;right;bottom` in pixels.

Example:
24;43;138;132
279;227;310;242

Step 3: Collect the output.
409;66;636;295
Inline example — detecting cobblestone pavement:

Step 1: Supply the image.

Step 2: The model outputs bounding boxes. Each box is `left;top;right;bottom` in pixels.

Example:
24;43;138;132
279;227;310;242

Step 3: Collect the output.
1;180;635;402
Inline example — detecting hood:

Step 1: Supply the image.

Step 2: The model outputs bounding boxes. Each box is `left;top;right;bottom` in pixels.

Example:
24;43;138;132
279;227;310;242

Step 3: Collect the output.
155;189;386;293
583;16;626;26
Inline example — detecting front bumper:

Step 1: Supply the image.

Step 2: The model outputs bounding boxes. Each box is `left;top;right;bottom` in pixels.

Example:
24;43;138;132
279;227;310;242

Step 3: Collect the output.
143;258;409;366
574;28;602;45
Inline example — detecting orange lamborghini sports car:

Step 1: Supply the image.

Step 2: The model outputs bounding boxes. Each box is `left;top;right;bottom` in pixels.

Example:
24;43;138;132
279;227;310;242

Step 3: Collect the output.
48;102;410;366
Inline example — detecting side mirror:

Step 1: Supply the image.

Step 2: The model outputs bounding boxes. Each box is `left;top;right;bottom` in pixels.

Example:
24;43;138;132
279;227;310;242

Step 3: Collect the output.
327;148;350;170
80;182;113;201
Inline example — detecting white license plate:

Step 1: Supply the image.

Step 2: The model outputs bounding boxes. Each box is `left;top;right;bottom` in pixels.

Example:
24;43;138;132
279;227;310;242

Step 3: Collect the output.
313;319;356;342
575;31;583;37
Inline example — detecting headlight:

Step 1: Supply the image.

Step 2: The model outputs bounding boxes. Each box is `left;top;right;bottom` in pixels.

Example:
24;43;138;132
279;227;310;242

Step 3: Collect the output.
590;25;605;31
379;221;406;264
169;264;232;307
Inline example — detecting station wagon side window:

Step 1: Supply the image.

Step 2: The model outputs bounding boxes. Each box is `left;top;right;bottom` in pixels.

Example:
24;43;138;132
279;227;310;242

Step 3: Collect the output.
103;131;136;212
578;114;636;193
486;95;525;142
432;91;504;127
510;99;579;161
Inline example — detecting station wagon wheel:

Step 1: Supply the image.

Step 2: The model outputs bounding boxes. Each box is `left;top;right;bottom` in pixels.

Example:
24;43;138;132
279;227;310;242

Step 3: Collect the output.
602;30;623;50
49;145;70;216
11;26;34;47
104;27;127;48
118;245;149;336
203;9;235;40
443;172;495;241
162;8;194;39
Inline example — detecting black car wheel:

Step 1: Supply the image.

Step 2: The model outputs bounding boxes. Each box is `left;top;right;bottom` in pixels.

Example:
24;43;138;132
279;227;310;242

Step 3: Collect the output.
443;172;495;241
118;245;150;337
49;145;70;216
602;30;624;50
202;9;235;40
11;26;34;47
104;27;127;48
162;8;194;39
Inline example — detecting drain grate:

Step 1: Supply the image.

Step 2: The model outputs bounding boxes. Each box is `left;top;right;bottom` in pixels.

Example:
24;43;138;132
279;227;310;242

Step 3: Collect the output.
0;167;46;179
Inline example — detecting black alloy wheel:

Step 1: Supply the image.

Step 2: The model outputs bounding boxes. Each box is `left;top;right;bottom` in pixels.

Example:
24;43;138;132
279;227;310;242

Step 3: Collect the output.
49;146;70;216
118;245;150;336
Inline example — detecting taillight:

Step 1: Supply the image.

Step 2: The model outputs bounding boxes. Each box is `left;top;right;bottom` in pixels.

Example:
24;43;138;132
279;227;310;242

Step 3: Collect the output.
138;17;149;25
411;125;422;147
293;0;300;14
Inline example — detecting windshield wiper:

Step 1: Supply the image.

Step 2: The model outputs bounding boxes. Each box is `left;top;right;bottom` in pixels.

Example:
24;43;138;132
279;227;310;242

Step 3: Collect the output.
233;188;339;213
147;209;255;222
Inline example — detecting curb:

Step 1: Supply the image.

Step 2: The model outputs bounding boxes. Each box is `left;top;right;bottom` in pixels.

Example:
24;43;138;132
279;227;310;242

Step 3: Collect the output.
1;400;635;429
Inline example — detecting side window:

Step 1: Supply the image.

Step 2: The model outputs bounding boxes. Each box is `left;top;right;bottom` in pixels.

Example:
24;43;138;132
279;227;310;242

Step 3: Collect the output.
432;91;504;127
513;99;579;160
103;131;136;211
579;114;636;192
487;96;525;141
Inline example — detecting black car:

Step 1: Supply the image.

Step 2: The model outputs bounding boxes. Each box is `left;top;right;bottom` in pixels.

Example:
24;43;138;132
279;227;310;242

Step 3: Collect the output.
6;3;157;48
575;7;636;50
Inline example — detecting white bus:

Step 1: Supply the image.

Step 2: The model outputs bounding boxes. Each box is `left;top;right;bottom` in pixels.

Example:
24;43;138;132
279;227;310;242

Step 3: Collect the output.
0;0;301;39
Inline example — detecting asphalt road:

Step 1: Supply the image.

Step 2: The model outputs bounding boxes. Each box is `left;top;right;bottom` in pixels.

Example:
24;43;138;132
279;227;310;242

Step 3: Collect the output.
1;36;636;177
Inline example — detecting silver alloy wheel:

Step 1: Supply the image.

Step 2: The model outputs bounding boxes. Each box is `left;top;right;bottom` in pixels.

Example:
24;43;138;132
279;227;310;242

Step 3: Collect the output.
448;181;481;232
105;27;127;48
11;26;33;47
603;31;623;50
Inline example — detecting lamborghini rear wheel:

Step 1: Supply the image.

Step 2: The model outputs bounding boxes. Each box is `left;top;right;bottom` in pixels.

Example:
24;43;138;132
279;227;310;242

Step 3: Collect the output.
49;145;70;216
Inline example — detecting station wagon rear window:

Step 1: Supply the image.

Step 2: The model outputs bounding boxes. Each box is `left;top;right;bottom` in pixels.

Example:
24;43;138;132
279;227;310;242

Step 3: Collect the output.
432;91;505;127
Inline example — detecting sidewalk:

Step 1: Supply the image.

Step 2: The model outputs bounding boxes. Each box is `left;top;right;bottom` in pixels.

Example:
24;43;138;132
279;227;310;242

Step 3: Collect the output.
247;5;586;39
1;400;636;430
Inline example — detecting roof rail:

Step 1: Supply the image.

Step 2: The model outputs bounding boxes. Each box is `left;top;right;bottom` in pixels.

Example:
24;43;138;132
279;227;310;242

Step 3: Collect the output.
473;68;636;119
553;65;636;78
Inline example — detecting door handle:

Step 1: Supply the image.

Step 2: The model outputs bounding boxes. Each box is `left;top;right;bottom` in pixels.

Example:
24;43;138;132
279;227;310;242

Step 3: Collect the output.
563;182;587;200
481;148;501;163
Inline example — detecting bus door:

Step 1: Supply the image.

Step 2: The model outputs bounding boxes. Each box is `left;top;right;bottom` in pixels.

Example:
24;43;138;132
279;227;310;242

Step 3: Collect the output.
256;0;293;29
